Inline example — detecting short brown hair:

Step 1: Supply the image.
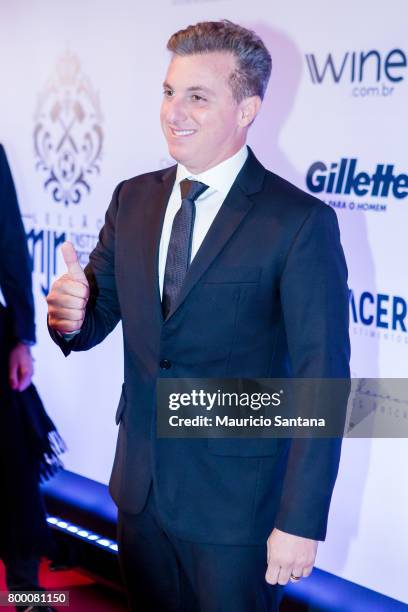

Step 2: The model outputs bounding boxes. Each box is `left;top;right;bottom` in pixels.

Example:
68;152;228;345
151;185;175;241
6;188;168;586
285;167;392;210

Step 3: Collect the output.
167;20;272;103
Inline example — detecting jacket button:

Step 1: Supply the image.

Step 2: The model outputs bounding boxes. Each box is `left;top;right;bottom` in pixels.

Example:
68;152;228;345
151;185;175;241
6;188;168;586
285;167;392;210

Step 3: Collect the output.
160;359;171;369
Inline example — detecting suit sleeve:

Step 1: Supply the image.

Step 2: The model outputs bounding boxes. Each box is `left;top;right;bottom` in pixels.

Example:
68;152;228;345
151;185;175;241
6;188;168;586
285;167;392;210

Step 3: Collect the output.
49;181;125;356
274;203;350;541
0;144;35;343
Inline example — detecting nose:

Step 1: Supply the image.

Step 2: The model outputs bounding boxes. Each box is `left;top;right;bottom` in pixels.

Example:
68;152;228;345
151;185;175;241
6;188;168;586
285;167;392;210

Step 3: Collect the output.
162;96;188;125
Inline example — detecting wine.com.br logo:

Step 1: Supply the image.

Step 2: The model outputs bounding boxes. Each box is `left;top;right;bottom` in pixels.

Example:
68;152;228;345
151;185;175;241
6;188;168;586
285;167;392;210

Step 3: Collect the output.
305;48;406;97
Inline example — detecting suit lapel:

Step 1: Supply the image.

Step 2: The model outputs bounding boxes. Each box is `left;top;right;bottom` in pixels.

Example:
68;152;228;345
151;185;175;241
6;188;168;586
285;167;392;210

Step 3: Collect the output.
165;148;266;321
142;165;177;321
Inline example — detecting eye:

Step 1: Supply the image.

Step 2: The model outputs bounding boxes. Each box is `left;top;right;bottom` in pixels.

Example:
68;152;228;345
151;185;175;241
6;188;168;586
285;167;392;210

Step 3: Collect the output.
163;88;174;97
191;94;206;102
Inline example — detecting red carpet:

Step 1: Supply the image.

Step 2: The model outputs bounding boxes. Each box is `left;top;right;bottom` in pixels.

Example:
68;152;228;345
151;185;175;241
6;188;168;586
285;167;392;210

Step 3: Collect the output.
0;559;128;611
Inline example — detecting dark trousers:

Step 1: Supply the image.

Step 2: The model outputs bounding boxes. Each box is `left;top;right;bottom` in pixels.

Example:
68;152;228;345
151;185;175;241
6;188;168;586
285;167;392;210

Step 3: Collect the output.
3;554;40;592
117;485;283;612
2;554;42;612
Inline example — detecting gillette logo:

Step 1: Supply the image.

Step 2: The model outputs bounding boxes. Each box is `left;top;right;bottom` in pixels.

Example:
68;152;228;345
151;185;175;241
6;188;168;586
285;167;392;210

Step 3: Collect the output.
306;159;408;199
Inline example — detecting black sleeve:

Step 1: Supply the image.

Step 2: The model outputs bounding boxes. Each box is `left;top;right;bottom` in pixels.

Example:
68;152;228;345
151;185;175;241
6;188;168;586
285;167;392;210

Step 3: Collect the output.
274;203;350;541
0;144;35;343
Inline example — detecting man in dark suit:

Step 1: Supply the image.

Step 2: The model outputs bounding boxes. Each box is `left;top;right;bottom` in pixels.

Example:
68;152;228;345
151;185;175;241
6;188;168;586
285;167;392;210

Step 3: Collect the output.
47;20;350;612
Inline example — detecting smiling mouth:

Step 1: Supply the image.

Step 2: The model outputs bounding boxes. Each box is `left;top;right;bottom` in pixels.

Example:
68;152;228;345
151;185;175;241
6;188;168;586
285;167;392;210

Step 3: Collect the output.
170;128;197;137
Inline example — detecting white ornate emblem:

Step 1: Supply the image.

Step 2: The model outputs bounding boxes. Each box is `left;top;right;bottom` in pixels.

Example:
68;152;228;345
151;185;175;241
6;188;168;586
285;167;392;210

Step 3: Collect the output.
34;52;103;206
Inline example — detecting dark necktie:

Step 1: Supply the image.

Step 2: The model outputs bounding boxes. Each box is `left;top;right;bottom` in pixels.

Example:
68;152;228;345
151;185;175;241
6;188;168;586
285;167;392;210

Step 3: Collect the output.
162;179;209;319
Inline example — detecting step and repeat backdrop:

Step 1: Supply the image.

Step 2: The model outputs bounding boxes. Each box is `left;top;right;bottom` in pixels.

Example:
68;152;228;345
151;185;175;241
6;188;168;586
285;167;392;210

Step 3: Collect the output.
1;0;407;604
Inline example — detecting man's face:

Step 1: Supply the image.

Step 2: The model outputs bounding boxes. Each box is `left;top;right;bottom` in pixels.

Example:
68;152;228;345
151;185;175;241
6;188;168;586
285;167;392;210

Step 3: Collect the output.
160;52;246;174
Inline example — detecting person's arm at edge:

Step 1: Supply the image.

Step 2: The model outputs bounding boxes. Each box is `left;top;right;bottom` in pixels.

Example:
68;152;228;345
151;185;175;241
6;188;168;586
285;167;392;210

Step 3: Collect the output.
0;144;35;344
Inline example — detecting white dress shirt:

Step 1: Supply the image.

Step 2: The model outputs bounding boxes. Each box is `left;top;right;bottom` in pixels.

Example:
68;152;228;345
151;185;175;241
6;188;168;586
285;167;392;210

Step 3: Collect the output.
158;144;248;297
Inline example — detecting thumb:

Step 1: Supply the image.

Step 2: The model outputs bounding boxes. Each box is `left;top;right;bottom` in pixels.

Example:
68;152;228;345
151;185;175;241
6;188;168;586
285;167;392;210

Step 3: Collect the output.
61;242;87;283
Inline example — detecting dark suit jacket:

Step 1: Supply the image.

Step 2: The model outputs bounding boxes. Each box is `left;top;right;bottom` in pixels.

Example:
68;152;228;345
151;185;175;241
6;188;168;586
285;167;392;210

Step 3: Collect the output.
50;148;350;545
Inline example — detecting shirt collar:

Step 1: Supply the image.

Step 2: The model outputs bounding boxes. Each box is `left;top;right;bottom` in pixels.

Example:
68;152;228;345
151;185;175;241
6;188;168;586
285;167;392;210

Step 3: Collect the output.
175;145;248;198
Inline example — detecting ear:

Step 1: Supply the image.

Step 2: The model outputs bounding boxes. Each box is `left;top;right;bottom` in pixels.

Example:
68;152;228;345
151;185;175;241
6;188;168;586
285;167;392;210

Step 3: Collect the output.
237;95;262;128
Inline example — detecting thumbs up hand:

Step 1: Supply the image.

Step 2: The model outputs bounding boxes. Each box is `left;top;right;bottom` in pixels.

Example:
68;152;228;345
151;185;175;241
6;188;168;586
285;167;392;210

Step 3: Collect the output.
46;242;90;333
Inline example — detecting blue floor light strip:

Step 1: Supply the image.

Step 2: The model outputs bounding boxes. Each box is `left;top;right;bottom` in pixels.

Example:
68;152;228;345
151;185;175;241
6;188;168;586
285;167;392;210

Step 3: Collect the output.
46;516;118;553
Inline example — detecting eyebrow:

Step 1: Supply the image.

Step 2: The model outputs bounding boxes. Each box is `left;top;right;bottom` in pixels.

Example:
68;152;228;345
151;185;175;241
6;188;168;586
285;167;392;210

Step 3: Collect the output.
162;82;215;95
